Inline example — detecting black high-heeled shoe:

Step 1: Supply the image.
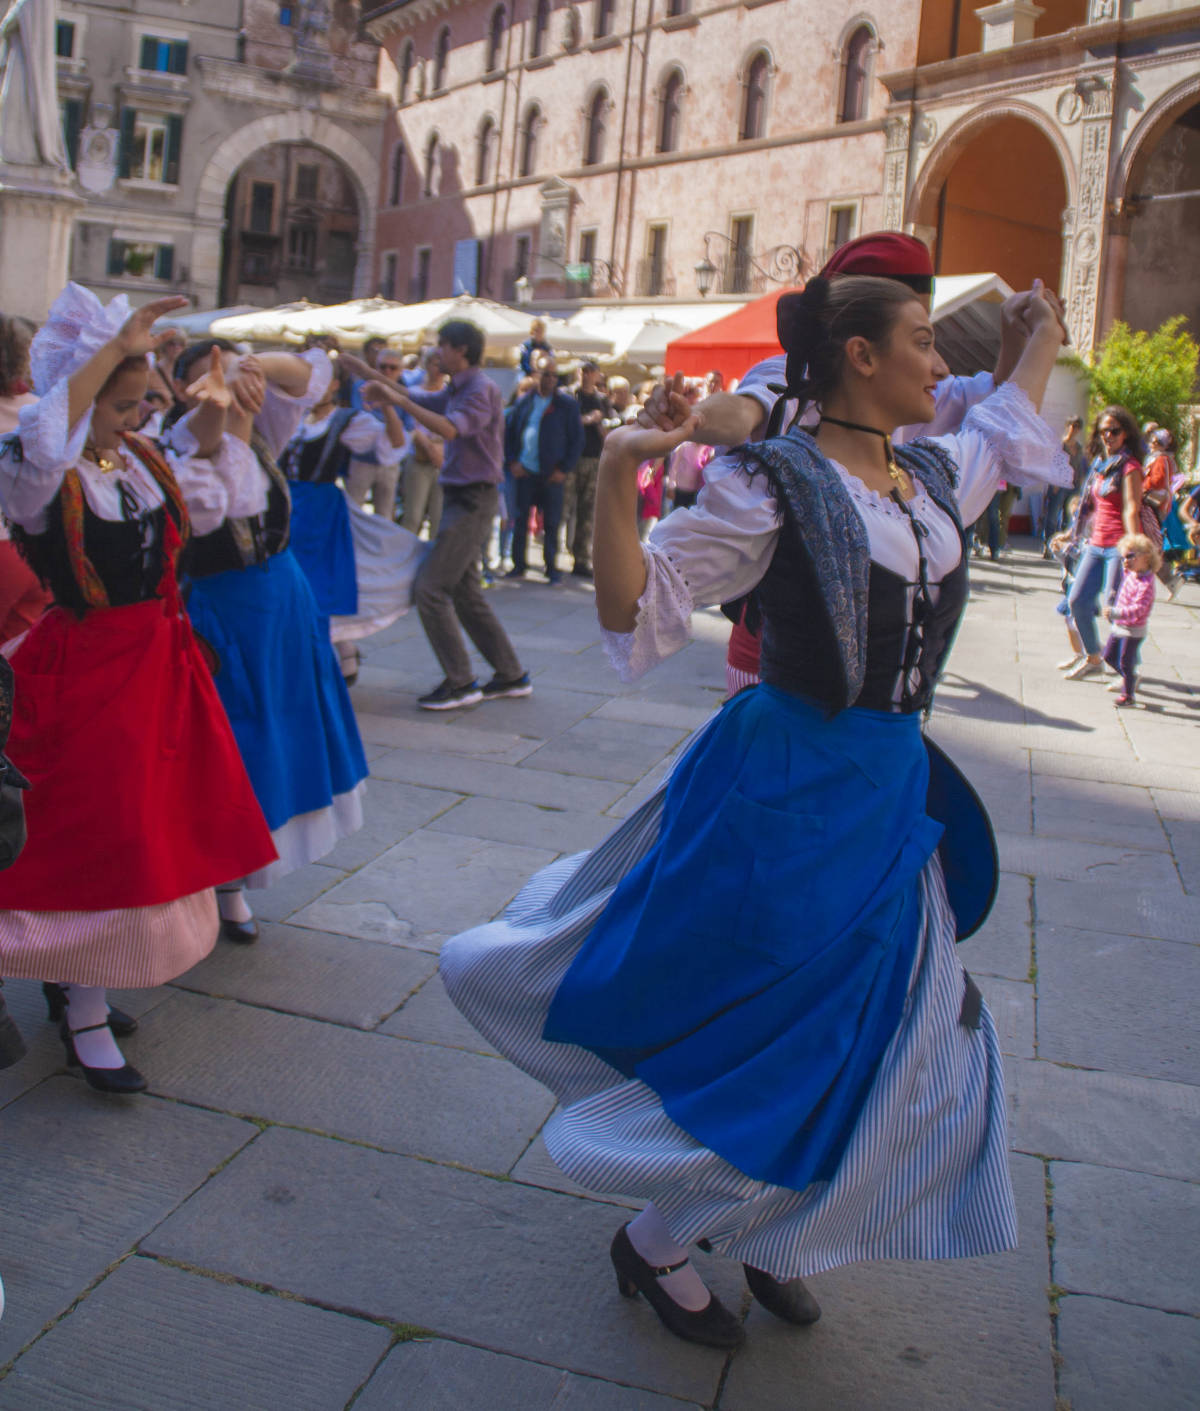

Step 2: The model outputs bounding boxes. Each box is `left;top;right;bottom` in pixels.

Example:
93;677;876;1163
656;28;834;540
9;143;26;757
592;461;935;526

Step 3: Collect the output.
744;1264;821;1325
42;982;138;1037
610;1224;745;1349
60;1020;148;1095
219;916;259;945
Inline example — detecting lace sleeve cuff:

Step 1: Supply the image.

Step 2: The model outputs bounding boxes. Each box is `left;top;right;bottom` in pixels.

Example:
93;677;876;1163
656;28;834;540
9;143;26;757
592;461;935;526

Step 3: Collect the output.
601;542;696;682
964;381;1074;489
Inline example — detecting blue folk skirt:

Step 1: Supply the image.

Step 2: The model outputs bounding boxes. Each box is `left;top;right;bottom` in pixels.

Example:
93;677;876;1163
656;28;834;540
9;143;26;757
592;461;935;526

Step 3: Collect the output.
441;688;1016;1278
286;480;358;619
186;550;368;838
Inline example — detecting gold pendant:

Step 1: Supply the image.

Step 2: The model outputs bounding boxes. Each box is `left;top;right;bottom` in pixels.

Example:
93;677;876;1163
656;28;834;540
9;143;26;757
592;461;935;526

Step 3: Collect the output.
86;445;122;473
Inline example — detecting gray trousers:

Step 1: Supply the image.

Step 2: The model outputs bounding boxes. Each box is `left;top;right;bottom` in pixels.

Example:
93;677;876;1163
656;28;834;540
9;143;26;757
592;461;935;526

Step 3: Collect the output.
401;455;443;537
415;482;523;687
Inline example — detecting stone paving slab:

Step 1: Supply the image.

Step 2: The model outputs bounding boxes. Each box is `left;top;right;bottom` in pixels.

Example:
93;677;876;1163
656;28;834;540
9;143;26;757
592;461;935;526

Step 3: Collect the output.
437;686;603;741
993;831;1182;890
172;923;436;1029
322;777;462;871
956;873;1032;982
369;747;626;813
144;1126;737;1404
1029;747;1200;794
1033;876;1200;945
354;1338;703;1411
1035;926;1199;1084
522;718;687;784
721;1155;1053;1411
429;795;614;855
975;976;1034;1058
1032;776;1170;851
0;1080;254;1365
252;861;349;924
1006;1058;1200;1181
1056;1294;1200;1411
0;1256;391;1411
1051;1162;1200;1314
354;711;542;764
291;831;559;951
379;972;499;1056
134;992;553;1173
1159;815;1200;893
591;698;714;733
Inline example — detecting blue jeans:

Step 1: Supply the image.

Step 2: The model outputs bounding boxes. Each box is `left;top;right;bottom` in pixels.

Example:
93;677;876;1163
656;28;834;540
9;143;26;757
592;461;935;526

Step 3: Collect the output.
1041;487;1070;545
1067;543;1122;656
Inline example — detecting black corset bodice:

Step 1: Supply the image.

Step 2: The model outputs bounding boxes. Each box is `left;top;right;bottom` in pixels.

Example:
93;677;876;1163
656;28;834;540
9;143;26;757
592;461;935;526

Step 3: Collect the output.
757;527;969;715
280;414;352;486
16;500;169;615
184;475;290;580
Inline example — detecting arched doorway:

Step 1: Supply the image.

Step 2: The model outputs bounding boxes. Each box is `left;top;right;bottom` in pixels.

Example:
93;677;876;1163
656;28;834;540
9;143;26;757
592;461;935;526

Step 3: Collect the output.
917;115;1069;292
1119;98;1200;333
219;143;361;307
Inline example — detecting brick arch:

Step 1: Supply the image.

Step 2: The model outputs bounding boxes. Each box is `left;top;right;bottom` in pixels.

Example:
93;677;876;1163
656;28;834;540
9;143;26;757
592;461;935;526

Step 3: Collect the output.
906;100;1076;231
192;112;378;304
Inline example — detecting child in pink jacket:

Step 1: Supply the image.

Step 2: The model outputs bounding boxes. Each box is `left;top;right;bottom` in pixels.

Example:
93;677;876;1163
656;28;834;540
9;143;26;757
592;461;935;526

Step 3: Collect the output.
1102;533;1161;706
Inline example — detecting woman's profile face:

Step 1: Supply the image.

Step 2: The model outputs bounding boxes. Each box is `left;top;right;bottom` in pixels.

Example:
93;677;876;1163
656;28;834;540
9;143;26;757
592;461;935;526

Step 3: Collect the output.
92;365;150;447
866;299;950;427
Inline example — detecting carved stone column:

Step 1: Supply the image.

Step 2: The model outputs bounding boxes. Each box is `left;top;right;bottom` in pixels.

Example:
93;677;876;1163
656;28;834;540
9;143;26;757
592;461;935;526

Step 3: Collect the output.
1062;77;1112;352
883;114;911;231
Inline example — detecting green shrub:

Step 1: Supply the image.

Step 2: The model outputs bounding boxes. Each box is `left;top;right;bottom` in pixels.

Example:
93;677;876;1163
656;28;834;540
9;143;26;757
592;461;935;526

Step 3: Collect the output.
1066;316;1198;455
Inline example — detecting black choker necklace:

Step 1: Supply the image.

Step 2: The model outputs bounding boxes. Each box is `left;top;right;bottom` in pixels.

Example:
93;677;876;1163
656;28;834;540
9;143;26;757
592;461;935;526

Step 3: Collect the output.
819;415;907;487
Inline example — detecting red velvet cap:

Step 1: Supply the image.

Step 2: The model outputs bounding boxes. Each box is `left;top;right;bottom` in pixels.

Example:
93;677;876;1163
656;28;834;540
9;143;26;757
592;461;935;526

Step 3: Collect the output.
818;232;934;282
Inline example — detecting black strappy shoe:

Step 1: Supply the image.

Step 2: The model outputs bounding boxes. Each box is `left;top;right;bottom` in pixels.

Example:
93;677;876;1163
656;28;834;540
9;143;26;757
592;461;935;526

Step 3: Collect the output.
60;1020;147;1095
43;982;138;1037
744;1264;822;1325
610;1224;745;1349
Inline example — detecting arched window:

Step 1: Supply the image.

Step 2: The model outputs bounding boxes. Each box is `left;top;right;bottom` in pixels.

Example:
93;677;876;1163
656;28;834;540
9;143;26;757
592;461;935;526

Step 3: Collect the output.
531;0;550;58
740;50;769;142
423;132;439;197
584;87;608;166
594;0;615;38
398;40;414;102
433;26;451;91
658;69;683;153
476;116;496;186
839;26;873;123
486;5;506;71
388;142;405;205
519;103;540;177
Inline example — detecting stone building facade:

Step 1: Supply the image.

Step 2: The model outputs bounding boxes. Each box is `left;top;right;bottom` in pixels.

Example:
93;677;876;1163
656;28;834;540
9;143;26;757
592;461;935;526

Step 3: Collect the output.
54;0;391;310
883;0;1200;349
364;0;924;306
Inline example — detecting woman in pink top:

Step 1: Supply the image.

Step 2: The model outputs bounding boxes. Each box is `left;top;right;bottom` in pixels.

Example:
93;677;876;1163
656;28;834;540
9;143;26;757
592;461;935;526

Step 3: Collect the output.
1065;405;1143;680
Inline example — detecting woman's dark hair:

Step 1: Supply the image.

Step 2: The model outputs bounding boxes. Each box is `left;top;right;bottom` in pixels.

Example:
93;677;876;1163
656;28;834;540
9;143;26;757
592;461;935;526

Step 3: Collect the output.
0;314;34;397
438;319;484;367
776;275;924;407
99;355;151;399
173;337;237;385
1096;404;1145;461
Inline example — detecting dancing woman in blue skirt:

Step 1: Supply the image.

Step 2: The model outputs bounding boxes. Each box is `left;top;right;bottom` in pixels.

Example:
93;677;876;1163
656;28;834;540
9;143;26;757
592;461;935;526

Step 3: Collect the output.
441;276;1071;1348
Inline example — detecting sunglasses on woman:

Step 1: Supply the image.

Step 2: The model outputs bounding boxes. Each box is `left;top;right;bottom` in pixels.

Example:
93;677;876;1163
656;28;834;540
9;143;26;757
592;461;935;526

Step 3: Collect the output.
1099;427;1123;439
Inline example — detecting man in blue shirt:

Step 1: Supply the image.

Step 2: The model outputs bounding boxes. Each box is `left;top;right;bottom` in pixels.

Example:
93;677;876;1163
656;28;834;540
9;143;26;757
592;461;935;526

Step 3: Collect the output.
504;356;583;583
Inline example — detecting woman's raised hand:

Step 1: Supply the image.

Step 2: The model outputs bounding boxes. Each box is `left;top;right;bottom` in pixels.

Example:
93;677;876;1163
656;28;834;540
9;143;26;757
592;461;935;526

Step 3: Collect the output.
1026;280;1068;344
607;413;701;465
114;296;190;359
637;372;692;433
185;349;232;411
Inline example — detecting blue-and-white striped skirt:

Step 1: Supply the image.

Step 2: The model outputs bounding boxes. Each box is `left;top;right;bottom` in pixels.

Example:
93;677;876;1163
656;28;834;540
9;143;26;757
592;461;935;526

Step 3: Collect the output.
441;772;1017;1280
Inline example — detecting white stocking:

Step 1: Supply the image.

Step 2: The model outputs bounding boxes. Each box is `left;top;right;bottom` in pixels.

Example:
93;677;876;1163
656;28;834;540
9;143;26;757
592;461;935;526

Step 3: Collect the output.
64;984;125;1069
217;883;253;924
626;1204;712;1312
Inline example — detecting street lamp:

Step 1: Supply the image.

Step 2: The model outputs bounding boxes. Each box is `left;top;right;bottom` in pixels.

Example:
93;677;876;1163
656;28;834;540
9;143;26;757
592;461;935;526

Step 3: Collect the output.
693;257;717;298
514;275;533;306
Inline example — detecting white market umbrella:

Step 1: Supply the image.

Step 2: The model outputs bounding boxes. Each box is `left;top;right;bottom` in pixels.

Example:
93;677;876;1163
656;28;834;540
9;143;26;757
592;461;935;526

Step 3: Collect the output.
208;301;322;344
352;296;613;357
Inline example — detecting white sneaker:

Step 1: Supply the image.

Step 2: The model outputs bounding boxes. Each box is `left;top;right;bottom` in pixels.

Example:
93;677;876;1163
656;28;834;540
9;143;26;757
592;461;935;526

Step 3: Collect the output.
1057;654;1084;671
1065;659;1104;681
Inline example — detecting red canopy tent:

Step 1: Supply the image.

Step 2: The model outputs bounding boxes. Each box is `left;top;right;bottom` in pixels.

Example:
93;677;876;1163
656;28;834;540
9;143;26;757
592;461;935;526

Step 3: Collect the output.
664;286;802;385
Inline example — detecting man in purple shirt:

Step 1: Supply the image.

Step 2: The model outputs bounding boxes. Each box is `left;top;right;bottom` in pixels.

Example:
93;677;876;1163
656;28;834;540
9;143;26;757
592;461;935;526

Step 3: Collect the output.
353;320;529;710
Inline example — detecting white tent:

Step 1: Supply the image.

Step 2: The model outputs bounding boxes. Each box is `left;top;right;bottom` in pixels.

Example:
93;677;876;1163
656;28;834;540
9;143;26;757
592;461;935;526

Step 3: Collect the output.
207;301;324;343
351;295;614;358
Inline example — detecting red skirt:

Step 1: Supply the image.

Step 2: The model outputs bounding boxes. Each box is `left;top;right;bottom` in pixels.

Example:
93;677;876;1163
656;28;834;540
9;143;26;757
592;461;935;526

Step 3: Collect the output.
0;541;51;645
0;592;276;911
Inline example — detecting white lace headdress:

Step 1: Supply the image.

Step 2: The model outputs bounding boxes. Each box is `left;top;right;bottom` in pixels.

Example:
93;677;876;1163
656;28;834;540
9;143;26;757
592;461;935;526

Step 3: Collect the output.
30;283;136;393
